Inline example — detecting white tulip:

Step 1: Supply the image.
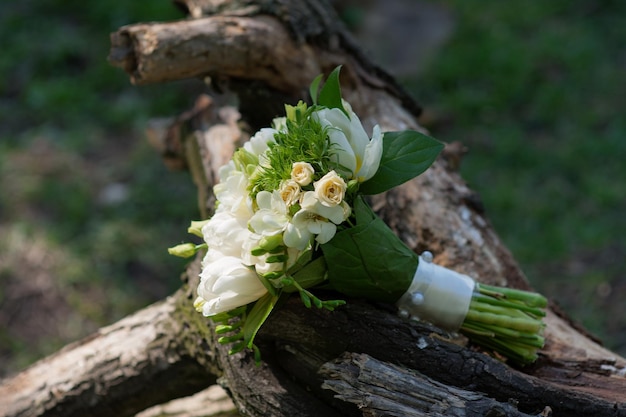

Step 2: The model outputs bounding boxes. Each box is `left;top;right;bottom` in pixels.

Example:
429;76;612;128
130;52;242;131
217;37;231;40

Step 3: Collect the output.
313;104;383;182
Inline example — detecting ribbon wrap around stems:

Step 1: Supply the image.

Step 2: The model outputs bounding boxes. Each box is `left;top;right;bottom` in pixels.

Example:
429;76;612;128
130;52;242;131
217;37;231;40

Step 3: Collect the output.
396;252;475;331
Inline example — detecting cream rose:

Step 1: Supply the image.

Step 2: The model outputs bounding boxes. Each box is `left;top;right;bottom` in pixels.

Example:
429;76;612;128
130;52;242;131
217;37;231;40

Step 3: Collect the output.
279;179;302;206
291;161;315;186
313;170;346;207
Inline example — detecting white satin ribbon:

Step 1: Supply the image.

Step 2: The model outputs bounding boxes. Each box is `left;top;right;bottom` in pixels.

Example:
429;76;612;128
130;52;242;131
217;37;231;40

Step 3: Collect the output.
396;252;475;331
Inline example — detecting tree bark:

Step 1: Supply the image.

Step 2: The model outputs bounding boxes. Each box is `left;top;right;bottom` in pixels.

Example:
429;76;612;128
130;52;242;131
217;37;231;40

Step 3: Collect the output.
0;292;216;417
320;352;551;417
3;1;626;416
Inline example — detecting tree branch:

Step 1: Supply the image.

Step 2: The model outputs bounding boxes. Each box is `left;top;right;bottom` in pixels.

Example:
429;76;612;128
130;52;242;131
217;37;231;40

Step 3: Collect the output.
0;294;215;417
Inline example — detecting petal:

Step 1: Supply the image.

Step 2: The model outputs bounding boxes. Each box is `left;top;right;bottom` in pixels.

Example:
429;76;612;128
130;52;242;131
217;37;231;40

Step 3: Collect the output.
202;212;250;257
244;128;277;156
326;128;357;175
283;220;313;250
198;255;267;316
314;221;337;244
256;190;273;210
356;124;383;182
345;109;370;161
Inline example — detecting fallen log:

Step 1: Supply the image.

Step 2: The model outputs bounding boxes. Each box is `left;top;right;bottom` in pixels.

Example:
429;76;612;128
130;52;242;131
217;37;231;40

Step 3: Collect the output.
2;1;625;416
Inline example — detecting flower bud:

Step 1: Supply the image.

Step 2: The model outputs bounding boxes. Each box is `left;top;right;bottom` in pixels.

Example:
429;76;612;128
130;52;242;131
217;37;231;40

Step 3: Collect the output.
259;233;284;251
188;220;210;237
168;243;199;258
193;296;206;312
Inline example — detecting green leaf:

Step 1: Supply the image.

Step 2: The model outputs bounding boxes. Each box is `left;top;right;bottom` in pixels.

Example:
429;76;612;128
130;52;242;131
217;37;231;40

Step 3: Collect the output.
321;197;418;303
242;292;279;349
317;66;347;115
360;130;444;195
288;256;328;290
285;249;313;276
309;73;323;105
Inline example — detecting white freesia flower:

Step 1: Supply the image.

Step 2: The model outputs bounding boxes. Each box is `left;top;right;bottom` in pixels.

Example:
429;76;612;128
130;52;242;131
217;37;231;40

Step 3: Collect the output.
249;190;289;237
196;249;267;316
272;116;288;132
254;256;286;276
301;191;351;224
284;210;337;249
213;168;253;219
243;128;277;157
217;160;237;183
201;211;251;258
279;179;302;206
241;233;301;278
313;104;383;182
291;162;315;186
313;170;346;207
283;191;351;250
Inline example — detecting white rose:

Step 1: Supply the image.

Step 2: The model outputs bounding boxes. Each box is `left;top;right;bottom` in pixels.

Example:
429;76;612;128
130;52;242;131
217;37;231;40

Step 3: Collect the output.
291;162;315;186
279;179;302;206
313;103;383;182
196;250;268;316
313;170;346;207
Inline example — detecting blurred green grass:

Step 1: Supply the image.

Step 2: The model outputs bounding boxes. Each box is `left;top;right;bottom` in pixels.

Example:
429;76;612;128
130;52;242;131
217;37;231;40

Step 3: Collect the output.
1;0;624;377
0;1;200;375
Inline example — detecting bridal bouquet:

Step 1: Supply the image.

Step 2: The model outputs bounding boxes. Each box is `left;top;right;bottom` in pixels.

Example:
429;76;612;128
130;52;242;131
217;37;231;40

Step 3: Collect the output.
169;67;547;365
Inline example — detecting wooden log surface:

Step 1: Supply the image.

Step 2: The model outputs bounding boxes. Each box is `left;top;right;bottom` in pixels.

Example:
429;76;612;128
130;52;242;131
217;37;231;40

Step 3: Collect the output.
2;1;626;416
0;294;216;417
320;352;551;417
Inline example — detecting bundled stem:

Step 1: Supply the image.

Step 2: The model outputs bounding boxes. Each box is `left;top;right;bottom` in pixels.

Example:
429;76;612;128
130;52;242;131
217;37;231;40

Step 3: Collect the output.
461;283;547;365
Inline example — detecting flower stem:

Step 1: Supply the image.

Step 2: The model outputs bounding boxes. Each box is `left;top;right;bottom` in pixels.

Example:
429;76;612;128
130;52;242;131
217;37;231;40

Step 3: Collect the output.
461;284;547;365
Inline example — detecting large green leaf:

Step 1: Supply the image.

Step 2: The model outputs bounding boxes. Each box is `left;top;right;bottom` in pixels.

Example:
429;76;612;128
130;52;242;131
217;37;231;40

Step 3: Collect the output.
360;130;444;195
242;292;279;348
289;256;328;290
317;66;347;115
321;197;418;303
309;73;323;105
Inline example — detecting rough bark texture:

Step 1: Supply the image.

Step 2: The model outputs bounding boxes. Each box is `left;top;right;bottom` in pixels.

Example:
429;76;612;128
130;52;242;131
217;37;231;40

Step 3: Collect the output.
320;352;550;417
0;293;216;417
2;1;626;416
